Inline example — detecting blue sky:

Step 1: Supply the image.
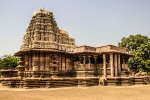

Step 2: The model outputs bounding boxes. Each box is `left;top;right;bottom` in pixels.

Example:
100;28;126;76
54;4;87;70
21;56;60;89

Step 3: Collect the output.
0;0;150;57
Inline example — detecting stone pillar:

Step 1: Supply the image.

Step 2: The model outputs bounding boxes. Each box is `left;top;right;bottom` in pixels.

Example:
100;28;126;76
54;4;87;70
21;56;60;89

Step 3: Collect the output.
110;53;114;77
36;54;39;70
88;55;91;68
32;53;36;77
25;55;29;71
29;53;32;71
88;56;91;64
103;54;106;77
60;54;62;70
79;56;82;64
46;53;50;71
94;55;97;64
65;54;66;70
49;54;52;71
17;56;25;78
118;54;121;73
32;53;36;71
40;53;44;71
61;54;65;71
38;52;40;71
45;53;47;70
83;55;86;65
43;53;45;70
114;54;118;77
59;54;61;71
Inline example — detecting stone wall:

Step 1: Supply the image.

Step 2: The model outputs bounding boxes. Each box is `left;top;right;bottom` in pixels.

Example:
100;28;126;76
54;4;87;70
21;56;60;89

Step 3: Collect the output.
0;77;149;88
96;45;126;53
110;45;126;53
74;45;96;52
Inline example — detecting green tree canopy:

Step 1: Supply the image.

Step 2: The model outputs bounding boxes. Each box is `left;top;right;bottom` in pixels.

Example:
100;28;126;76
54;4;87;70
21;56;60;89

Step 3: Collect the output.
118;34;150;72
0;55;19;69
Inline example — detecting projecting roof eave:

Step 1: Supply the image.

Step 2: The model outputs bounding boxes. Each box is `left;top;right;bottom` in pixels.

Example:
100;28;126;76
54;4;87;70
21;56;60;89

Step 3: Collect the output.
14;48;73;56
14;49;134;57
14;51;22;56
72;50;134;56
72;51;96;54
97;51;134;56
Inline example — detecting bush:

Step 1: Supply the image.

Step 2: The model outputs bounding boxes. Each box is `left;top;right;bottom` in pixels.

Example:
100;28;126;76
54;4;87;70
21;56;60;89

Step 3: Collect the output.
0;55;19;69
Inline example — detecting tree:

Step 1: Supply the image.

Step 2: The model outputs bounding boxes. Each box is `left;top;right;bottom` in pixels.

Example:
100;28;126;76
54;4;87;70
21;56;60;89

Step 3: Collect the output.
118;34;150;72
0;55;19;69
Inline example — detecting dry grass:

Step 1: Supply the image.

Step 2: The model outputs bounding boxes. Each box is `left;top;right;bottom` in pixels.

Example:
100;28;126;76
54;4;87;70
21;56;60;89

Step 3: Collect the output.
0;85;150;100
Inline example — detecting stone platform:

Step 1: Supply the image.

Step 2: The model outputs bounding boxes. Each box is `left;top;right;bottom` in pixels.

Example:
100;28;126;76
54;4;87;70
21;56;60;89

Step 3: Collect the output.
0;76;149;88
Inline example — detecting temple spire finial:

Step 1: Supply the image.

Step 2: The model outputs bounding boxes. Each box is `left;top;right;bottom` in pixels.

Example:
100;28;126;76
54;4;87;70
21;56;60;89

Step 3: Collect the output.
42;7;45;10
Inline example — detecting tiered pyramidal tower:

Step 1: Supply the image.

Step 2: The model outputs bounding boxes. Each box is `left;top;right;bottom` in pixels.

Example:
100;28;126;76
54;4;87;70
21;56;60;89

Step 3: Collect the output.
21;8;76;52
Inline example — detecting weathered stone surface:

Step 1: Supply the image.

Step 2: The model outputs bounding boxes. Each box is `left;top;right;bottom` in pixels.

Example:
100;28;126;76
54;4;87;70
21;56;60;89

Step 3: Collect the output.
20;8;76;52
1;8;144;88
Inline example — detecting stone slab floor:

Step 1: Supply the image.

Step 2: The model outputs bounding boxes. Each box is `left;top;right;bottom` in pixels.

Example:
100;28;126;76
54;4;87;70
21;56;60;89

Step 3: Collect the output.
0;85;150;100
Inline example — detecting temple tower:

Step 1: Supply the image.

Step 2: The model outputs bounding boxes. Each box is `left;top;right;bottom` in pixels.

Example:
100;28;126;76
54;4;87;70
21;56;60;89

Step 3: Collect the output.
15;8;76;78
20;8;76;51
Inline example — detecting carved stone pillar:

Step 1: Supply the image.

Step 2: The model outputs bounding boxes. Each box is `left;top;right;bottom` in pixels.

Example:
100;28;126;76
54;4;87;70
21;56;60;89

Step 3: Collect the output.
118;54;121;73
61;54;65;71
45;53;49;71
25;55;29;71
94;55;97;64
83;55;86;65
29;53;32;71
103;54;106;77
17;56;25;78
65;54;66;70
32;53;36;70
59;54;61;71
110;53;114;77
44;53;48;71
88;56;91;64
38;52;40;71
40;53;44;71
60;54;62;70
32;53;36;71
114;54;118;77
43;52;46;70
36;54;38;70
79;56;82;64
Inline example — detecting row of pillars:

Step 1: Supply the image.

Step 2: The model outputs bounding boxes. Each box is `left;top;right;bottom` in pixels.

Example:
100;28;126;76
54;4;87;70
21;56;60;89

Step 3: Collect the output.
23;53;69;72
79;53;121;77
24;53;56;71
21;52;122;77
106;53;121;77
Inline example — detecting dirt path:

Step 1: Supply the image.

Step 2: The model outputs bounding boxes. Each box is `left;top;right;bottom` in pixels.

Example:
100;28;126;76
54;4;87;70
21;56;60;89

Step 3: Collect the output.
0;85;150;100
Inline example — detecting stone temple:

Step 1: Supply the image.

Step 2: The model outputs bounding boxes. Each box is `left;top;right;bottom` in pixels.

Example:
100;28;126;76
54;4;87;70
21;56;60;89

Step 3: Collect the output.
0;8;149;88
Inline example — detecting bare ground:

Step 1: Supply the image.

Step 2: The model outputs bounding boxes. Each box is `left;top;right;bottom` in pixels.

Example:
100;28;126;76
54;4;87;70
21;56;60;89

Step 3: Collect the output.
0;85;150;100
